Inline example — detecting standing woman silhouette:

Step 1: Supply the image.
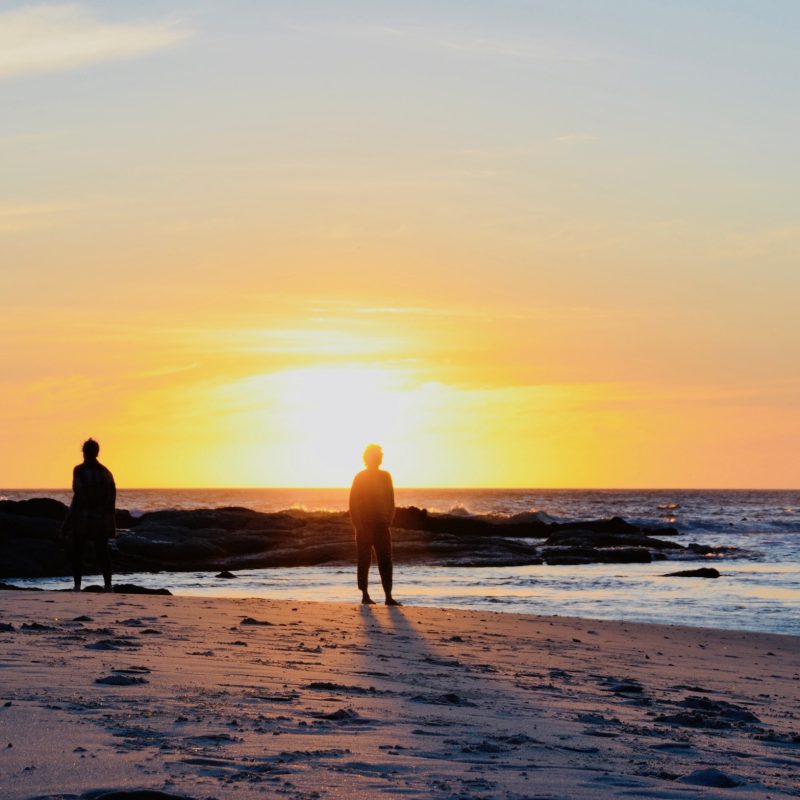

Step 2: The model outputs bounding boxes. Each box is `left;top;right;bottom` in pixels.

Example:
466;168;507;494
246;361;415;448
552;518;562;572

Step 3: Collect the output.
349;444;401;606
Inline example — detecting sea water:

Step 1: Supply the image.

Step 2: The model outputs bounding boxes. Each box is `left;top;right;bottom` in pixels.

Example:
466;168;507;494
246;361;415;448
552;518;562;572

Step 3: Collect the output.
4;488;799;636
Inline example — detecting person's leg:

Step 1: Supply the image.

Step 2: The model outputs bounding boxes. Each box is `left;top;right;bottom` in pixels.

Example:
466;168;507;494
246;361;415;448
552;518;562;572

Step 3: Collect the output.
355;531;375;604
94;534;113;590
374;527;400;605
70;534;85;591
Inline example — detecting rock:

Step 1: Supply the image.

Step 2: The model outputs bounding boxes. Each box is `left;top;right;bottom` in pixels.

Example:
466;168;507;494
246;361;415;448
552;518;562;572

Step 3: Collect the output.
393;505;552;538
687;543;736;556
83;584;172;595
0;498;720;578
544;529;683;550
215;570;236;579
113;509;137;529
0;497;68;520
240;617;272;626
662;568;720;579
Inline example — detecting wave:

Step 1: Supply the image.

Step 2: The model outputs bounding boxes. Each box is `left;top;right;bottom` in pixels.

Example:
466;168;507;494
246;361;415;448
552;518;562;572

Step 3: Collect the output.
437;507;561;526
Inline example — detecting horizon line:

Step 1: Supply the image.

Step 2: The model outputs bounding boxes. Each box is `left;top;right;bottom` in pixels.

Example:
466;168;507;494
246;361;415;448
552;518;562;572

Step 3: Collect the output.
3;486;798;493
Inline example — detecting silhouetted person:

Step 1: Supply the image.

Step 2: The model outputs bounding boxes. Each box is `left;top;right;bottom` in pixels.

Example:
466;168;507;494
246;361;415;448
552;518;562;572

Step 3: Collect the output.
349;444;400;606
61;438;116;591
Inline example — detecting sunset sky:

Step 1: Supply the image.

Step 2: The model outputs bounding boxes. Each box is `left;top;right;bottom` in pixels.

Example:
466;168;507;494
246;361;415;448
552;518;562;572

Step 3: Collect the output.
2;1;798;488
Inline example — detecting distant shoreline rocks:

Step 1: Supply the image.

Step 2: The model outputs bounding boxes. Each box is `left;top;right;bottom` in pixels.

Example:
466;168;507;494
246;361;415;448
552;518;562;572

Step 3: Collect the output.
1;497;725;580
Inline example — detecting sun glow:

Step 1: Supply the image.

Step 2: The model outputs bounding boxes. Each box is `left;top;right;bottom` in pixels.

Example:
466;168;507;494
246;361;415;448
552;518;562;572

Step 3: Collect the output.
213;364;445;487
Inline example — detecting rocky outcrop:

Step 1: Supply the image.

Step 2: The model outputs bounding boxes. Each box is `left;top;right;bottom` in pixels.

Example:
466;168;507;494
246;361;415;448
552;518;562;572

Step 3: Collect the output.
663;567;721;579
0;498;717;579
392;508;680;540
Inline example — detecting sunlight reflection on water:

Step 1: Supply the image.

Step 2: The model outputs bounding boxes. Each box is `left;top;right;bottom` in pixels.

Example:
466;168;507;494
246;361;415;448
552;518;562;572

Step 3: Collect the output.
15;561;799;636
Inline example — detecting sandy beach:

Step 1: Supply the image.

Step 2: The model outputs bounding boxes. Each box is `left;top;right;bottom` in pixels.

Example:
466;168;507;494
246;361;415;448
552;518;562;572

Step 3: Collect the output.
1;591;798;799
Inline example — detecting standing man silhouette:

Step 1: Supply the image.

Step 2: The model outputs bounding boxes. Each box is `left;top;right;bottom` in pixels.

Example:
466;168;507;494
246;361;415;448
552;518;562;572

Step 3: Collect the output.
62;438;116;592
349;444;401;606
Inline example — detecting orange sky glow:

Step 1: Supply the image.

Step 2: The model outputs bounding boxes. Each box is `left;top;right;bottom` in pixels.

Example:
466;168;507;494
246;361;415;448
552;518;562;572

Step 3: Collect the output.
2;2;798;489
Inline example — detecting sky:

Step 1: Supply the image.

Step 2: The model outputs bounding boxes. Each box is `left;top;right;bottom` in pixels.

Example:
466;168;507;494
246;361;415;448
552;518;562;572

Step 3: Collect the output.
2;1;798;488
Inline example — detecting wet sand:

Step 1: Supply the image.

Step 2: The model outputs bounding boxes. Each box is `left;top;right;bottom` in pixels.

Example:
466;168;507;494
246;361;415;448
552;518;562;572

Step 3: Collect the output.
1;590;798;799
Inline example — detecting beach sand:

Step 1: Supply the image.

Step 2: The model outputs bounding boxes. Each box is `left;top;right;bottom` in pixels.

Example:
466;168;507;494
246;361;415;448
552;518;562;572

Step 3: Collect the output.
1;590;798;799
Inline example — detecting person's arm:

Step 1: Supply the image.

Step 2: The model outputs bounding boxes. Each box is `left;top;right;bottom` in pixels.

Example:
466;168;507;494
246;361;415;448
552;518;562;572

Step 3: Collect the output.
108;470;117;512
61;467;80;537
106;469;117;537
349;475;362;531
384;472;395;526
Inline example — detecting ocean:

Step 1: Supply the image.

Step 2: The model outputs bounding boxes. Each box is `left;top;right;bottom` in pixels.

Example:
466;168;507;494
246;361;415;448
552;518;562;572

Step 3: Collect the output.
4;488;799;636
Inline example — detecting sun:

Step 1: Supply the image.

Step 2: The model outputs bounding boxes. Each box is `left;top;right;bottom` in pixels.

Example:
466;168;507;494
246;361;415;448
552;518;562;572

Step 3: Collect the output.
220;364;432;486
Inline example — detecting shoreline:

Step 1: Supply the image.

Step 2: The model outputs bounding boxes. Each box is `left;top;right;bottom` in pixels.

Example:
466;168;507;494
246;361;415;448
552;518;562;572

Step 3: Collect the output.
2;591;799;799
5;574;800;640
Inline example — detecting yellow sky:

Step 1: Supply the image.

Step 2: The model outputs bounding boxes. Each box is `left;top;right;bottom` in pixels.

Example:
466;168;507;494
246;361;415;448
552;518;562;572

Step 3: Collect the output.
2;2;799;488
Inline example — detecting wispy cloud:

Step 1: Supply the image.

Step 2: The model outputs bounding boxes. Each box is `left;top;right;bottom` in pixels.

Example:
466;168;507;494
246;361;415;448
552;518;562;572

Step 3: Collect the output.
0;201;79;232
0;3;190;81
459;133;597;160
376;25;603;64
552;133;598;143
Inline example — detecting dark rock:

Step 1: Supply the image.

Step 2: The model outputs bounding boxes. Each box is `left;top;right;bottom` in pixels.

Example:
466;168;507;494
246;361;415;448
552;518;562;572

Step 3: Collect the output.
113;509;137;529
0;498;718;578
0;497;68;520
240;617;272;626
83;584;172;595
687;543;737;557
544;529;683;550
393;505;552;538
215;570;236;579
662;568;720;579
130;507;305;533
0;623;15;632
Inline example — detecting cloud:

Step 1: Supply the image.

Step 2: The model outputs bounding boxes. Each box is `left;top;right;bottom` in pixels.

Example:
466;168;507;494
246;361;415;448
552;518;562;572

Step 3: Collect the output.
552;133;598;143
0;201;79;232
0;3;189;80
376;25;603;64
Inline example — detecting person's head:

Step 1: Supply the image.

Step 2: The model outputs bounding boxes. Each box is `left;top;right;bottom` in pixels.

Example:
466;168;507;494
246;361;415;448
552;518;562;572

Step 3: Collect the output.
82;438;100;460
362;443;383;470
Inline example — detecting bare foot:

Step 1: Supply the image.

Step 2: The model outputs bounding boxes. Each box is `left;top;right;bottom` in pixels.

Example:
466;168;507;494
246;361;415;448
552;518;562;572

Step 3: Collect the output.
385;597;402;606
361;596;376;605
